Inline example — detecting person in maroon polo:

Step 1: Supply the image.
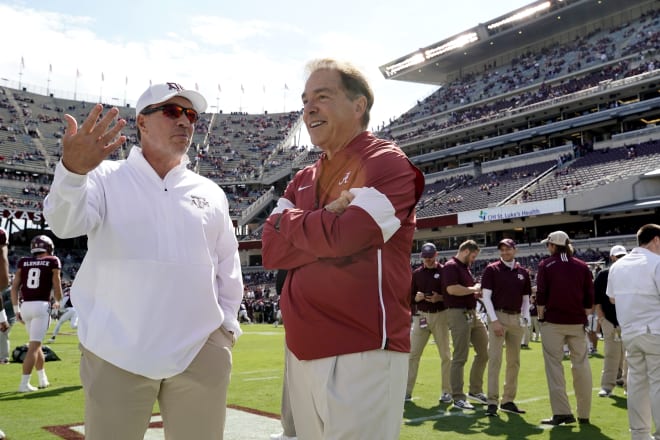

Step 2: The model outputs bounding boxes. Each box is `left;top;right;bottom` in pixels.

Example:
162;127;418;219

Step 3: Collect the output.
443;239;488;410
405;242;451;404
536;230;594;426
481;238;532;416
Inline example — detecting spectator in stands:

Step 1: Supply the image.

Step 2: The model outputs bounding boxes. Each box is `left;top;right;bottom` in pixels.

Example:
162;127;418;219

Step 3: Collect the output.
536;231;594;425
43;82;243;439
405;242;451;405
594;245;627;398
262;58;424;440
480;238;532;416
443;239;489;410
607;224;660;440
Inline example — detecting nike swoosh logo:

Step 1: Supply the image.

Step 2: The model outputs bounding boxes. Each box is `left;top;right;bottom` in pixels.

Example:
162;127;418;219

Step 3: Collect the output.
298;185;312;191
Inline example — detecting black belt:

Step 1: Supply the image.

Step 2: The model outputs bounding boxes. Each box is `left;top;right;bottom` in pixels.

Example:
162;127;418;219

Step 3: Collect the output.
419;310;439;314
496;308;520;315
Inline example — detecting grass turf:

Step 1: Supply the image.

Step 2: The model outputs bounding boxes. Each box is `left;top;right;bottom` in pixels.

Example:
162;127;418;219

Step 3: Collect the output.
0;322;631;439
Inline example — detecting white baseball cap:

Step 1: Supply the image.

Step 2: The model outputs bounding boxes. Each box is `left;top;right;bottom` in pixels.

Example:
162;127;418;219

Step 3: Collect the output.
609;245;627;257
136;82;207;116
541;230;570;246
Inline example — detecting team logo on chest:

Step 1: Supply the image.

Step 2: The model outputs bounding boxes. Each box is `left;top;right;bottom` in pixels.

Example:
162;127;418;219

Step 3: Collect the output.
191;195;209;209
338;171;351;186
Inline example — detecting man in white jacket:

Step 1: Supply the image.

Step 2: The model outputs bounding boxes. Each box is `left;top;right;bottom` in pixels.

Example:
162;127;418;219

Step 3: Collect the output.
607;224;660;440
43;82;243;440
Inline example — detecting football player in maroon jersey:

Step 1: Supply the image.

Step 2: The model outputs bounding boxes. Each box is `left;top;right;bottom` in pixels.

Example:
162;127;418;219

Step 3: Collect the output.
10;234;62;392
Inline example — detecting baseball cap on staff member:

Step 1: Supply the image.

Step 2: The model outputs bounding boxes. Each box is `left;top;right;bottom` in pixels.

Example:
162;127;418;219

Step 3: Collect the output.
136;82;207;116
498;238;516;249
420;243;437;258
541;231;570;246
609;245;627;258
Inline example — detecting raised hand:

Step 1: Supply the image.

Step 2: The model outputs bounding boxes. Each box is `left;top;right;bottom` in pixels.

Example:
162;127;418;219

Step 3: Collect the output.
61;104;127;175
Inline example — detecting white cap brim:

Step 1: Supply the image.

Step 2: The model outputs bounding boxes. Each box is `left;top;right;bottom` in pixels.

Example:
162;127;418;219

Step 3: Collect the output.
136;83;207;115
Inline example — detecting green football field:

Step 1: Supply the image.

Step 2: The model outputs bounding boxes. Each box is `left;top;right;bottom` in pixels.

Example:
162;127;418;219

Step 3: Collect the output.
0;322;632;439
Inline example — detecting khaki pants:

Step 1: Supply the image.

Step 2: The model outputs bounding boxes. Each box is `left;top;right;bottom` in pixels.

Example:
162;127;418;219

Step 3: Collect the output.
80;327;233;440
446;308;489;400
539;322;592;419
624;333;660;440
487;311;525;405
280;343;296;437
287;348;407;440
599;317;626;391
406;311;451;396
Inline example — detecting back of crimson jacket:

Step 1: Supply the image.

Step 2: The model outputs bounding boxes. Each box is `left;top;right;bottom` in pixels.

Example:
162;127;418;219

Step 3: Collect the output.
262;132;424;360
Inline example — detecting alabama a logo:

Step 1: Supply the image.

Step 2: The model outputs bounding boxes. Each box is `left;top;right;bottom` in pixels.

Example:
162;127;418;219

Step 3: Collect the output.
338;171;351;186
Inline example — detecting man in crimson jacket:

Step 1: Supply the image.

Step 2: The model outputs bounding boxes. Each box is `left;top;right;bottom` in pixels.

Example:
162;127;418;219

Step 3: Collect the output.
262;58;423;440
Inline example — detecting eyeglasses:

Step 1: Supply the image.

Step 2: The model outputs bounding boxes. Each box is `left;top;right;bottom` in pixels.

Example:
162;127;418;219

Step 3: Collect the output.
141;103;199;124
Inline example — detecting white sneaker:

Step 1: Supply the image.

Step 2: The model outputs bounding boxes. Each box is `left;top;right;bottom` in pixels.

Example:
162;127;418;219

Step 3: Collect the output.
0;427;5;439
18;383;37;393
38;380;50;389
468;392;488;404
48;337;56;343
453;399;475;410
439;392;453;403
269;433;297;440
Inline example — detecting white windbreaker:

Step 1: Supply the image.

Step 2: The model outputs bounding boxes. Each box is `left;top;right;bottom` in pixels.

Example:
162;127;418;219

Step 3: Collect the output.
43;147;243;379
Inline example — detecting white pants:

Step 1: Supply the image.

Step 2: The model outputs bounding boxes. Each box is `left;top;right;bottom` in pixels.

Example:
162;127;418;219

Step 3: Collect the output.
624;333;660;440
52;307;78;337
287;349;407;440
20;301;50;342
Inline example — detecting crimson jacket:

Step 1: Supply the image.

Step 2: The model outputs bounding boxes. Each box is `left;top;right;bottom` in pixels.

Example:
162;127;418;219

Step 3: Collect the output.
262;132;424;360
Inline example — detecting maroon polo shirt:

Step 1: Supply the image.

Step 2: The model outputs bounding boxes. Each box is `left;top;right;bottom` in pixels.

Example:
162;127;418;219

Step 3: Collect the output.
536;253;594;325
481;259;531;311
411;263;446;313
442;256;477;309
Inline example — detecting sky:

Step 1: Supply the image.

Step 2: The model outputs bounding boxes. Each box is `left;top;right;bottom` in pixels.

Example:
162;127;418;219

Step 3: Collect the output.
0;0;532;135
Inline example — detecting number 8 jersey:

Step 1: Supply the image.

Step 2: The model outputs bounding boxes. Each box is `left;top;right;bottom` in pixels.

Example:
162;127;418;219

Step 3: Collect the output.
16;254;61;302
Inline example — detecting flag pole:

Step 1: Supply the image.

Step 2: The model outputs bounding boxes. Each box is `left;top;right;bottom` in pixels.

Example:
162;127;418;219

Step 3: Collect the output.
19;56;25;90
74;68;80;100
47;64;52;96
